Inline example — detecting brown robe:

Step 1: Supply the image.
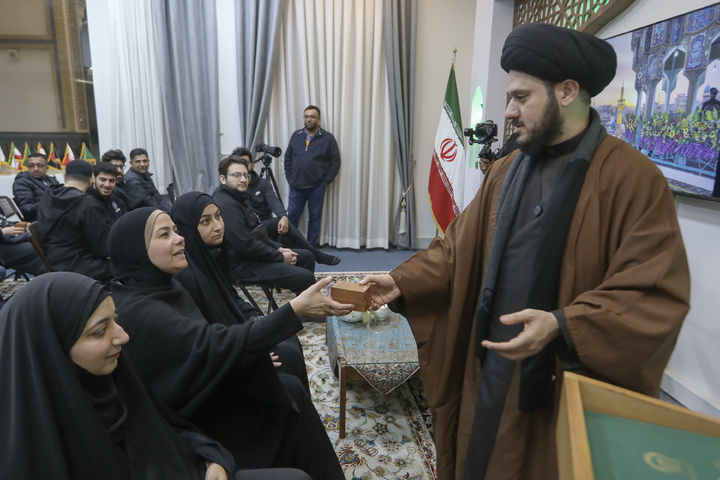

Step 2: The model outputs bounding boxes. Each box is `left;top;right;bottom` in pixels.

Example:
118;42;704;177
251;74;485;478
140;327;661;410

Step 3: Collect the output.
391;134;690;480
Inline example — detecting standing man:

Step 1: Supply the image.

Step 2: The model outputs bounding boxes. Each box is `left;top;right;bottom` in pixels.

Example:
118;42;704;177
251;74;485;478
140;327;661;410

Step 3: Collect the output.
361;24;690;480
284;105;341;246
12;152;60;221
124;148;171;212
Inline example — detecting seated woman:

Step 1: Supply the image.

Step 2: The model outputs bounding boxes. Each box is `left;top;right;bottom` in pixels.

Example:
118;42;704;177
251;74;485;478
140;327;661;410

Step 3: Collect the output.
170;191;308;389
0;271;310;480
108;208;351;480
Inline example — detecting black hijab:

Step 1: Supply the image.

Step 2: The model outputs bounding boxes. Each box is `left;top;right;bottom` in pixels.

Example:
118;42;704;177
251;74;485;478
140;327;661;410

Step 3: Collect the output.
109;207;174;288
0;272;231;479
171;191;249;326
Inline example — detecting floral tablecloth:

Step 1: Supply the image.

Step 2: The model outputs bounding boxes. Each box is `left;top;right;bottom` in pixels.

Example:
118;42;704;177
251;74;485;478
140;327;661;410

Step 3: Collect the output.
327;313;420;395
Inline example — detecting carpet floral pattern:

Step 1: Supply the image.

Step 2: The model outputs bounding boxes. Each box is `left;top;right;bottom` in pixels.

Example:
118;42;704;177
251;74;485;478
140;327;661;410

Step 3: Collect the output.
249;273;437;480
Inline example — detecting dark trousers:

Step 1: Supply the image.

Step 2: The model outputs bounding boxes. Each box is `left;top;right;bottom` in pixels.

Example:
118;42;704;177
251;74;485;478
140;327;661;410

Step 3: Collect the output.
232;249;315;295
0;241;47;277
262;218;317;254
286;184;327;246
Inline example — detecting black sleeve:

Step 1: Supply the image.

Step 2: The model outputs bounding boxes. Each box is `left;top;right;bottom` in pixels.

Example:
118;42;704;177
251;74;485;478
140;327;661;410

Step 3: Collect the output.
218;201;284;262
324;136;341;184
79;198;111;257
12;177;39;219
260;180;287;218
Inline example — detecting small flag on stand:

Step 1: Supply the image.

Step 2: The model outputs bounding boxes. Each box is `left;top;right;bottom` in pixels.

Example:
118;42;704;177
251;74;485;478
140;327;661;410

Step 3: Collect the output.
10;142;24;171
62;143;76;166
47;142;62;170
79;143;97;165
20;143;31;170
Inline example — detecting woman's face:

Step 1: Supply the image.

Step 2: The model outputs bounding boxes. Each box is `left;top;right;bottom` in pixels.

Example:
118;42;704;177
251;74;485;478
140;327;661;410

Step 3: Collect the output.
69;296;129;375
147;213;187;274
197;203;225;247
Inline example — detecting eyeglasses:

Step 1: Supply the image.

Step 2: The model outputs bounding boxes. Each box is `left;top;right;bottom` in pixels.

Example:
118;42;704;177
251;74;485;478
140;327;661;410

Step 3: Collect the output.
227;173;249;179
303;115;318;120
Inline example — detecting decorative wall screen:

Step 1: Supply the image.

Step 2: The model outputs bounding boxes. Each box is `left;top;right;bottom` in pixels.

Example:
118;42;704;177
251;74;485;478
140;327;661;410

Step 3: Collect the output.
513;0;635;34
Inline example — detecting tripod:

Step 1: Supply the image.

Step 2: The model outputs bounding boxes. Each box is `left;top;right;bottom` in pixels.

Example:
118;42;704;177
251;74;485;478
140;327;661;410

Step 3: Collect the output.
258;154;285;210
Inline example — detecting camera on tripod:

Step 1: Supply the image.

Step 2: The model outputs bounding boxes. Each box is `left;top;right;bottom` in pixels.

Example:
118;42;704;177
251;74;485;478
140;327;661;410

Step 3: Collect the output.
255;143;282;167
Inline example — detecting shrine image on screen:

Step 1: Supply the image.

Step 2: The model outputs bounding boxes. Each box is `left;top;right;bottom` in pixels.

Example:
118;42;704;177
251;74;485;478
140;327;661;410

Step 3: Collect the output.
596;3;720;200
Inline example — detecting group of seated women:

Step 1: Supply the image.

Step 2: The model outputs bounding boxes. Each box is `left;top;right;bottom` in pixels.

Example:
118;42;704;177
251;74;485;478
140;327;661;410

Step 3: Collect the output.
0;192;355;479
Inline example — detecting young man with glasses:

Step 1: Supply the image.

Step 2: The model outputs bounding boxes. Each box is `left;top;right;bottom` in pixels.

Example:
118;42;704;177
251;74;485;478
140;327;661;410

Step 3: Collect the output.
213;155;316;298
283;105;341;246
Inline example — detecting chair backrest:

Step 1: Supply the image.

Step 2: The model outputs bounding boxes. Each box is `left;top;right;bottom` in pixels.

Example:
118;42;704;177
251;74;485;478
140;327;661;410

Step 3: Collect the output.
0;196;23;222
27;222;55;272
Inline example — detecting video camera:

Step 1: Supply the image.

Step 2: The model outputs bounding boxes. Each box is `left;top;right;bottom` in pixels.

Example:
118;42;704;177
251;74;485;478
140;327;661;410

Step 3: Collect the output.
255;143;282;157
463;120;498;147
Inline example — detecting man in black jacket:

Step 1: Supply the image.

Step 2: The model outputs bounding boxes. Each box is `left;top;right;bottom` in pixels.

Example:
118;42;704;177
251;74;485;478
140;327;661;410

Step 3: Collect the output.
12;152;60;221
125;148;171;212
86;162;127;226
232;147;339;266
101;149;148;211
37;160;113;284
213;155;315;295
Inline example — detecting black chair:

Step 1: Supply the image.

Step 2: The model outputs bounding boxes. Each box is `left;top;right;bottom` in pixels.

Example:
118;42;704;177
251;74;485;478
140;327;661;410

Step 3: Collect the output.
234;282;279;315
0;196;23;222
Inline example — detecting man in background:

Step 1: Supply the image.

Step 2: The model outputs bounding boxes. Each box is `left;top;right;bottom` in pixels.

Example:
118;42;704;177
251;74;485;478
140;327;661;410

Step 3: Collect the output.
702;86;720;115
124;148;171;212
87;162;127;226
12;152;60;221
233;146;340;266
37;159;113;284
101;149;147;211
283;105;341;246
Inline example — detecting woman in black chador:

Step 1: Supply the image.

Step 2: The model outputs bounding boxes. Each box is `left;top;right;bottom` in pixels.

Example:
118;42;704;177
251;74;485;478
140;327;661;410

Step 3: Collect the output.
170;191;308;389
108;208;350;479
0;271;312;479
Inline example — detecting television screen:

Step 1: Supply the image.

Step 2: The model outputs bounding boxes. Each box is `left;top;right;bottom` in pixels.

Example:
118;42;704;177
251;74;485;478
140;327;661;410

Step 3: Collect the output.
597;3;720;201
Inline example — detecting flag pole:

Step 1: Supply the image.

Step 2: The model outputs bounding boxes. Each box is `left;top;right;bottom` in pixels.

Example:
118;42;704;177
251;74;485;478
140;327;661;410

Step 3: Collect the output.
452;48;457;67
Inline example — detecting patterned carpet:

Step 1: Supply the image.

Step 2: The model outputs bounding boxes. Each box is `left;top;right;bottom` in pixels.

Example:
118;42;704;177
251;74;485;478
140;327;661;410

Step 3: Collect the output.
247;273;437;480
1;274;438;480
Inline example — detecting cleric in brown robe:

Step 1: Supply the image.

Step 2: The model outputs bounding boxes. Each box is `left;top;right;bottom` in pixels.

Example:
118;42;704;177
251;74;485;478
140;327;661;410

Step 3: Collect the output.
362;23;690;480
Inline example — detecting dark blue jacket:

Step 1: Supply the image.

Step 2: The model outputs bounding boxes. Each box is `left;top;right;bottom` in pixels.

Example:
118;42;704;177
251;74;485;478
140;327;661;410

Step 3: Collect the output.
12;172;60;221
283;128;340;189
124;169;171;212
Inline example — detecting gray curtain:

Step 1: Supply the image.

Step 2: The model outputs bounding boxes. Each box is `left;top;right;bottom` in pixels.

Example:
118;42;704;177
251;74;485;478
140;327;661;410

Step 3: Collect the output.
384;0;417;248
155;0;220;194
236;0;284;151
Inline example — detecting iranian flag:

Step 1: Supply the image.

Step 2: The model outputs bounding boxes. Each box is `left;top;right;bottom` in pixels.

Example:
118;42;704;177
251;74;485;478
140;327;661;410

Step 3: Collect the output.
428;65;465;235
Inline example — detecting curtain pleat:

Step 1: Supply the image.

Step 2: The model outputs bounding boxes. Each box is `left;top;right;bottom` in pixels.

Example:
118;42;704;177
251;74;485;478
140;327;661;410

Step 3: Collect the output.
155;0;220;195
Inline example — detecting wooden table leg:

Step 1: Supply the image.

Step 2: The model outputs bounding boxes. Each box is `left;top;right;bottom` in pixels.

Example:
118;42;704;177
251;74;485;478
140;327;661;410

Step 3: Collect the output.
338;357;347;438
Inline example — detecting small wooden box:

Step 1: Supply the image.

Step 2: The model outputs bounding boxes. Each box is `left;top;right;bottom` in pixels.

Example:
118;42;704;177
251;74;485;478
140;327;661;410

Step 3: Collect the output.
330;281;371;311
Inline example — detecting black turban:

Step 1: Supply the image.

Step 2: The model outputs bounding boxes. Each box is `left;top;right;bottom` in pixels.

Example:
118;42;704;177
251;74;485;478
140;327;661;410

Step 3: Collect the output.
501;23;617;97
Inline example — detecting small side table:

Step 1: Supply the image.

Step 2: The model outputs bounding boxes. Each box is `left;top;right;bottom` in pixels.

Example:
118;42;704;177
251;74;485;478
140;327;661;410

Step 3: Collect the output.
326;313;420;438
